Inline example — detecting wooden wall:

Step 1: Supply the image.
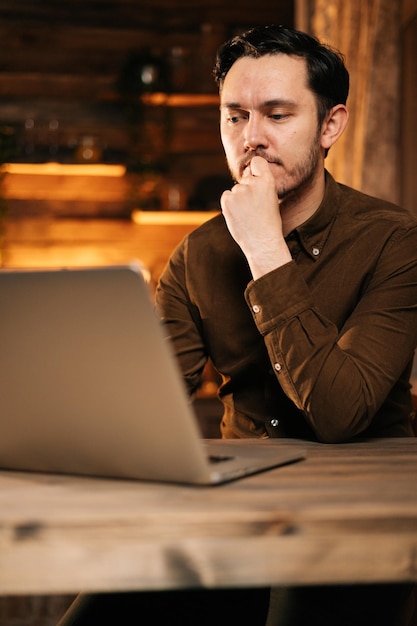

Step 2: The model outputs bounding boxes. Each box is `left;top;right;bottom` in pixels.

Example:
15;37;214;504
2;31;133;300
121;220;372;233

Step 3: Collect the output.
401;0;417;216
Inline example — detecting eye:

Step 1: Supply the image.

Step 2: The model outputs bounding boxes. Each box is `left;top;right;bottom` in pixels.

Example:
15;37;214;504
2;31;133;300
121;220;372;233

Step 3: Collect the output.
269;112;290;121
222;109;248;125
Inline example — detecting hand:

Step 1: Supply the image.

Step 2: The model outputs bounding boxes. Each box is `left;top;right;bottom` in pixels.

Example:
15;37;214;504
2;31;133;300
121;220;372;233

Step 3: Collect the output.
220;156;292;279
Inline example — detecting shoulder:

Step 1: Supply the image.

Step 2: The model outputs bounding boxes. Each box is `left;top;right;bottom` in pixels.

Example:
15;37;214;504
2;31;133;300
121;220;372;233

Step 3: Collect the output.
184;212;237;251
336;180;417;229
187;212;228;238
166;212;233;261
176;211;246;267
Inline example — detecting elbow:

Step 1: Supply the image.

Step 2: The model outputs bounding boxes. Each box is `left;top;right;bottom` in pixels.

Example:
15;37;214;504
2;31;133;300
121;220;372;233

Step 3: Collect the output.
314;430;352;444
308;412;367;444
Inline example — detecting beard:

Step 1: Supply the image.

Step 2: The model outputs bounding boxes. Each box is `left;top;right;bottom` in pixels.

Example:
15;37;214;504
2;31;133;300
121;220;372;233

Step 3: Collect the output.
227;129;322;208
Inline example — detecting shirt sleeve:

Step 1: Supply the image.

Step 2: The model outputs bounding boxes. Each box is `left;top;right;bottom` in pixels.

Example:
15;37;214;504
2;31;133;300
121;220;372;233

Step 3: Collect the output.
155;237;208;399
244;227;417;442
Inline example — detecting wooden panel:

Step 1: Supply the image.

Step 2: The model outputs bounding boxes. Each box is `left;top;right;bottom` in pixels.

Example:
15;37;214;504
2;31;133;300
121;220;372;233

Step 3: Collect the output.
2;161;229;217
0;0;294;33
0;0;294;214
3;164;132;217
401;8;417;216
1;213;218;284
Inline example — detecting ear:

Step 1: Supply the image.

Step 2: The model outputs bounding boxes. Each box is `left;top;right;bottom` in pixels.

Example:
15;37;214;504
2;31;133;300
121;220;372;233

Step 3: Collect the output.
320;104;349;151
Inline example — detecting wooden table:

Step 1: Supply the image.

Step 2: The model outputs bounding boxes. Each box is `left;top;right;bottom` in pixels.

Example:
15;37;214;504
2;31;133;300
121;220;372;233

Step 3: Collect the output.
1;437;417;596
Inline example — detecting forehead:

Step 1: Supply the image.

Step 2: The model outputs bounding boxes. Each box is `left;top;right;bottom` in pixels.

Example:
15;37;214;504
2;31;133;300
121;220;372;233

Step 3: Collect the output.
220;54;311;104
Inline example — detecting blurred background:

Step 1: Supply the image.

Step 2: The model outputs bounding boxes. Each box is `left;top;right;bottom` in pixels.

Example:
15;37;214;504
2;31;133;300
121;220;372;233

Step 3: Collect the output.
0;0;414;275
0;1;416;623
0;0;415;222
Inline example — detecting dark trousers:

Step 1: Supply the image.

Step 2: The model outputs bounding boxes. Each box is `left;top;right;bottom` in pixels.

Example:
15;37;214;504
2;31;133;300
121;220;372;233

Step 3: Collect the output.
57;587;271;626
57;583;416;626
268;583;416;626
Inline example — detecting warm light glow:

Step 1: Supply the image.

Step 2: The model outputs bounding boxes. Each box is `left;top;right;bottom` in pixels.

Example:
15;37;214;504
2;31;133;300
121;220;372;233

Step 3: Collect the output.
4;163;126;177
131;210;219;225
141;93;219;107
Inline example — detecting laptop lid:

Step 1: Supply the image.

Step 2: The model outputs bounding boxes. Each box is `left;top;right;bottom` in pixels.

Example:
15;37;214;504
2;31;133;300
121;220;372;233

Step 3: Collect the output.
0;265;305;485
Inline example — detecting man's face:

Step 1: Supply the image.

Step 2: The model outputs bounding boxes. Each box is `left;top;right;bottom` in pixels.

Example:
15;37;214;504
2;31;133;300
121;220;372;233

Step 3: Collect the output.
219;54;324;202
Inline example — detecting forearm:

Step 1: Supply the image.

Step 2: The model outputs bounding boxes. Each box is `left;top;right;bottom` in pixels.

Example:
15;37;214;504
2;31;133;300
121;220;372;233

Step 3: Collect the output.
245;261;417;442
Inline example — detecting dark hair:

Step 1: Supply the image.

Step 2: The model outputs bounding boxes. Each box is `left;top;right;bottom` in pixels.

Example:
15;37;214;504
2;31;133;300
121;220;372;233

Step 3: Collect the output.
213;25;349;126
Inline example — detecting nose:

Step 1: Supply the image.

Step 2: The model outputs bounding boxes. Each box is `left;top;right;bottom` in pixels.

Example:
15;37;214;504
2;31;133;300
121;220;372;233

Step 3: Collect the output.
243;114;269;151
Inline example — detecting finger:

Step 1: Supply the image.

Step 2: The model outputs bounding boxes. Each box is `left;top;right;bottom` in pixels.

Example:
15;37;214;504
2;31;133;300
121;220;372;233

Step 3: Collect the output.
241;164;252;179
249;155;270;176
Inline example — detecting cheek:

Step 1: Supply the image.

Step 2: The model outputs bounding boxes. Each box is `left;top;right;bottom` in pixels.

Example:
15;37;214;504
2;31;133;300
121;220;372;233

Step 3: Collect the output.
220;132;236;158
220;121;243;149
282;126;314;155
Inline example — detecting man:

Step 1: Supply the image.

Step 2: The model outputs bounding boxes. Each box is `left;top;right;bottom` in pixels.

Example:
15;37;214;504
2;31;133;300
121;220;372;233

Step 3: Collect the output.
155;24;417;625
156;24;417;443
58;25;417;626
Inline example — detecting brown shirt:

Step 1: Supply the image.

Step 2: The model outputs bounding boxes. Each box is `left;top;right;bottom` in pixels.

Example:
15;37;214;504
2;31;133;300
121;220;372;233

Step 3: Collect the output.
155;172;417;442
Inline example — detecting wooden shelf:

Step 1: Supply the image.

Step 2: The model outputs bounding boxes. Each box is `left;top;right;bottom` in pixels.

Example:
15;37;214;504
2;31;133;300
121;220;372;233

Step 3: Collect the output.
131;209;218;225
2;162;223;218
1;212;218;274
141;93;219;107
3;163;126;177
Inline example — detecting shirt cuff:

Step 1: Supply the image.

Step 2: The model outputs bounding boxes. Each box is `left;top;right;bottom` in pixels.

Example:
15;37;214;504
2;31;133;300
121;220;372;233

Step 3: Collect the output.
244;261;313;335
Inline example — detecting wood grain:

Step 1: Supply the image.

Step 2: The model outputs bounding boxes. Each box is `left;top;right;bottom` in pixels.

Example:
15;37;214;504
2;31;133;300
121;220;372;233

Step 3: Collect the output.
0;438;416;595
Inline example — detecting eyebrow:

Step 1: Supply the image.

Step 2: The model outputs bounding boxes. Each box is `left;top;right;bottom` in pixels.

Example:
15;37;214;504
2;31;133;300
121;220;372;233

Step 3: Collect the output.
220;98;297;110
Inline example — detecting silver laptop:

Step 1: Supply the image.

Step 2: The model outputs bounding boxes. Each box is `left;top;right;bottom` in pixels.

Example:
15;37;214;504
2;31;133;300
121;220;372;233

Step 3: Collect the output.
0;264;305;485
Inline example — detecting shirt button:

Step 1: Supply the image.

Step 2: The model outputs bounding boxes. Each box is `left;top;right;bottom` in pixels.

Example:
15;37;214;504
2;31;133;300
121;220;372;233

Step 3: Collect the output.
270;419;279;427
312;247;320;256
274;362;281;372
252;304;260;313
